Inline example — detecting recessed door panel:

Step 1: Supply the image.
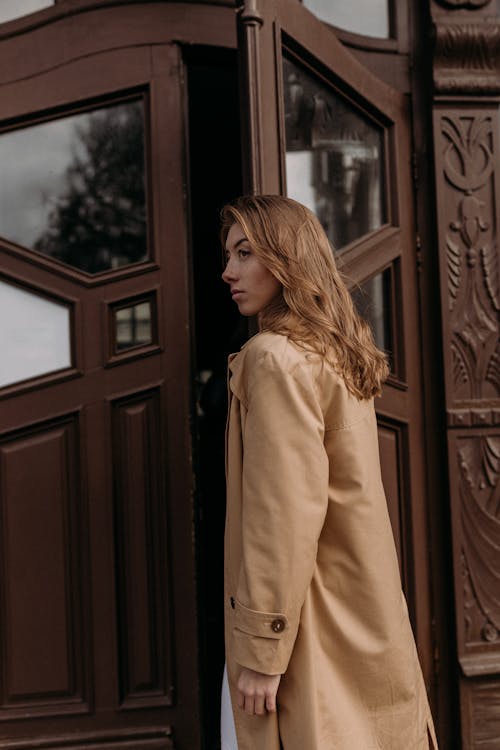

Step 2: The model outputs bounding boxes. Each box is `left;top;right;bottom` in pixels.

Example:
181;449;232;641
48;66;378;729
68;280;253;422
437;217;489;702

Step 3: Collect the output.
0;415;89;718
112;388;174;710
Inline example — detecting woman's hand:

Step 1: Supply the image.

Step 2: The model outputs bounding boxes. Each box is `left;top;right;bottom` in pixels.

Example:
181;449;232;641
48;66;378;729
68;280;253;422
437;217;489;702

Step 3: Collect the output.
236;667;281;716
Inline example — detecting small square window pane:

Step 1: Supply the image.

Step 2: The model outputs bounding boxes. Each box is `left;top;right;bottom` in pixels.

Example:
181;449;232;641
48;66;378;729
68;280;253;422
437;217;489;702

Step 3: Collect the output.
0;1;54;24
115;301;153;352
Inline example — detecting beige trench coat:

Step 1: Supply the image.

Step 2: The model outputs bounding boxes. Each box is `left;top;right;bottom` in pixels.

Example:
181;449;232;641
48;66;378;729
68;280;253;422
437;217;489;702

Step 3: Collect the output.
224;332;438;750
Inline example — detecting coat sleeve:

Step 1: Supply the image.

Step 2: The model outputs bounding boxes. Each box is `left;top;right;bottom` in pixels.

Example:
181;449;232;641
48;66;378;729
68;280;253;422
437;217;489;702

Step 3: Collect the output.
231;349;329;675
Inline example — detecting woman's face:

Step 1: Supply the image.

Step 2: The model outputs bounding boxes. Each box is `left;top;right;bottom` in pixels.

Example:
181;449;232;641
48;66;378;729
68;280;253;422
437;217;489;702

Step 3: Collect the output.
222;222;282;317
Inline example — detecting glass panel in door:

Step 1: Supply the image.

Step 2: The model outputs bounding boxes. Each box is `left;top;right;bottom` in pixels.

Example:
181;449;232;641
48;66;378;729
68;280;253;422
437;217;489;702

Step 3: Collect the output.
301;0;390;38
0;99;148;273
283;56;385;251
0;0;54;24
0;278;71;387
114;300;154;352
351;268;394;369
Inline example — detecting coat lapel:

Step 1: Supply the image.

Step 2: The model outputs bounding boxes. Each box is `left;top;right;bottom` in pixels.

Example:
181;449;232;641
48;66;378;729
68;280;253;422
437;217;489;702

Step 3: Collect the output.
228;345;249;407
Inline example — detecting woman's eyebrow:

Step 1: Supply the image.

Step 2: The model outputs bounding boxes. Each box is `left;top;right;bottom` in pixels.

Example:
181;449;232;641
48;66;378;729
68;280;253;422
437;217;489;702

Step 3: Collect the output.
226;236;248;252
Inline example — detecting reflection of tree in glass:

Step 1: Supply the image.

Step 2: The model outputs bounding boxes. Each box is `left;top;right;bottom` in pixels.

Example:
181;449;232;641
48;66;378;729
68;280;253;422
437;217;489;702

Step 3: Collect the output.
34;101;147;274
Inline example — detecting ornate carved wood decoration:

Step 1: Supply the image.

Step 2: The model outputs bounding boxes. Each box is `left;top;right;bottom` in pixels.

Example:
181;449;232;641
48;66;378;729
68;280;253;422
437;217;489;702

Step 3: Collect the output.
442;113;499;411
432;2;500;746
455;433;500;651
438;108;500;678
434;21;500;93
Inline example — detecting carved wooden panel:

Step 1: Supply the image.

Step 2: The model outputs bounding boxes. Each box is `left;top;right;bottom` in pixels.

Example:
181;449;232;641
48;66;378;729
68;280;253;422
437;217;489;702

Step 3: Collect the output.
448;431;500;677
0;414;89;718
458;677;500;750
432;20;500;733
434;108;500;416
434;21;500;96
111;388;174;709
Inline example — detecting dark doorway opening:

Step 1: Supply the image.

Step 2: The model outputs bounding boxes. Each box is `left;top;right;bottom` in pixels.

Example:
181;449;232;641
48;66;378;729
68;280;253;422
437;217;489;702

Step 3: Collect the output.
185;46;246;750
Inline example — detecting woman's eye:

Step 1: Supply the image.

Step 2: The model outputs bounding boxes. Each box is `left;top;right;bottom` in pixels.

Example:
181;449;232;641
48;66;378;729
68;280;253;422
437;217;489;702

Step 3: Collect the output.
238;249;250;258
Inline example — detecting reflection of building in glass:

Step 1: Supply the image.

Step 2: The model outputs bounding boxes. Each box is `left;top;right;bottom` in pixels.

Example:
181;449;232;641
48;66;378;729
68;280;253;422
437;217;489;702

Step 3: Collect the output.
284;57;384;251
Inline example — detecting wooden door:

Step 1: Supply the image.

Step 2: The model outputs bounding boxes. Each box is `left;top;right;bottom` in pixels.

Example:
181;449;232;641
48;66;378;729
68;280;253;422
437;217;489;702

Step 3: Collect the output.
0;3;238;748
237;0;436;696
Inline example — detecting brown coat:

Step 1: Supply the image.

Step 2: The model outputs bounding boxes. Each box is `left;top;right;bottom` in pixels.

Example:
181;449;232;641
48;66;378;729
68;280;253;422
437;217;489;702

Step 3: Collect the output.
224;332;437;750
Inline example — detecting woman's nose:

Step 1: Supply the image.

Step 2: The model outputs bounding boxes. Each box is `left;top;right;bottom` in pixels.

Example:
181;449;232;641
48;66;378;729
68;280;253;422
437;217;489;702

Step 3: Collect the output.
222;258;237;284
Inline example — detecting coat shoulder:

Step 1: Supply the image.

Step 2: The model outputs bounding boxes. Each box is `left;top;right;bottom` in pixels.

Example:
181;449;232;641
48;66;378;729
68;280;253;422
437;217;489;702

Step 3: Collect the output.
229;332;312;406
231;332;374;430
241;332;313;374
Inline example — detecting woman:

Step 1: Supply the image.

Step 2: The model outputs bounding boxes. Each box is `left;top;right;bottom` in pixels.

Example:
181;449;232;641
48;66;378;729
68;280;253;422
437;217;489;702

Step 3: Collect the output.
220;195;437;750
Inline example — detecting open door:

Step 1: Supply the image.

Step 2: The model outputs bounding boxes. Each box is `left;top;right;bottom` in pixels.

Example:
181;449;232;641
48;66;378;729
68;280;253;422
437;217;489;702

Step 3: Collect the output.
0;3;240;749
236;0;436;701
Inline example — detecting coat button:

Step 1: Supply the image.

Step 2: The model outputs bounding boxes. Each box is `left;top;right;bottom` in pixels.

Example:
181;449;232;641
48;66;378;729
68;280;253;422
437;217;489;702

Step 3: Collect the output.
230;597;235;609
271;618;285;633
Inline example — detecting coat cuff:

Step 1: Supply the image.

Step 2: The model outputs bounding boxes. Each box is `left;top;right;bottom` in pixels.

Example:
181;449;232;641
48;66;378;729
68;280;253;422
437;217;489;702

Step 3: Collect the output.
231;599;297;675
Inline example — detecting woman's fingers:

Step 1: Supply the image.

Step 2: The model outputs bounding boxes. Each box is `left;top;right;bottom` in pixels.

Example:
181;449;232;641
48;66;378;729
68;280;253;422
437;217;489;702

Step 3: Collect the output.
236;667;281;716
244;694;255;715
265;690;277;713
253;691;266;716
242;691;265;715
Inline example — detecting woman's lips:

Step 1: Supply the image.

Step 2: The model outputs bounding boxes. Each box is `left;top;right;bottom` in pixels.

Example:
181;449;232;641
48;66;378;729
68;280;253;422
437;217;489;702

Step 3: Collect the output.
232;290;244;299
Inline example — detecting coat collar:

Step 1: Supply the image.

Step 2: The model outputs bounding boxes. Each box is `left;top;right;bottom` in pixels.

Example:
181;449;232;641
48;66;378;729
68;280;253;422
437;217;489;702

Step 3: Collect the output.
227;335;255;405
228;333;256;372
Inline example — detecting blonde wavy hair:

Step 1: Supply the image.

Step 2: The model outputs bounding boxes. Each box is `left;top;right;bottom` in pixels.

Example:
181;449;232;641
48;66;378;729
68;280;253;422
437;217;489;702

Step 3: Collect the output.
220;194;389;399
